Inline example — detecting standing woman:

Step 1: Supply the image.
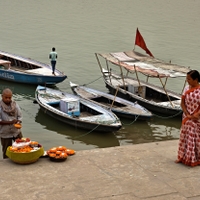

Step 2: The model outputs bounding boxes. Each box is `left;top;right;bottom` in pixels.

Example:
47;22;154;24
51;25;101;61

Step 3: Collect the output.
49;47;57;75
176;70;200;166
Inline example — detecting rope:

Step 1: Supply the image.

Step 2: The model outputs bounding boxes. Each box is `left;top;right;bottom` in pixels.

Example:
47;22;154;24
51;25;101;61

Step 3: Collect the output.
72;124;101;139
120;110;182;126
82;75;103;86
121;115;139;126
152;110;182;119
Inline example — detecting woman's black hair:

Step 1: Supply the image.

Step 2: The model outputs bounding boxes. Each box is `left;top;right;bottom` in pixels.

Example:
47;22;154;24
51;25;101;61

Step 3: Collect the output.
187;70;200;82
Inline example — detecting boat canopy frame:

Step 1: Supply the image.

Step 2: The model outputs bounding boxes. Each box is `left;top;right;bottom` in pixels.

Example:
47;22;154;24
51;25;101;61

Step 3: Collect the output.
95;51;191;106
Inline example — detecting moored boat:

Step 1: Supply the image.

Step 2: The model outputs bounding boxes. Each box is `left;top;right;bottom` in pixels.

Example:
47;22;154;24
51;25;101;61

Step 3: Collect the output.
35;85;122;132
0;50;67;85
95;29;191;117
70;82;153;120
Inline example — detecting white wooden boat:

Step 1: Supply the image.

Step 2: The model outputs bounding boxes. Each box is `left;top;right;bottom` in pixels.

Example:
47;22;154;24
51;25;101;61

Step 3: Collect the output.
35;86;122;132
0;50;67;85
95;50;190;117
70;82;153;120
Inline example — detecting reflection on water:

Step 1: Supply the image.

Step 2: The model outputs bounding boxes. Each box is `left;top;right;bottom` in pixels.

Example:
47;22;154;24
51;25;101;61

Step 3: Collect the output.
0;80;36;101
116;117;181;145
35;109;120;148
0;79;182;152
149;117;181;140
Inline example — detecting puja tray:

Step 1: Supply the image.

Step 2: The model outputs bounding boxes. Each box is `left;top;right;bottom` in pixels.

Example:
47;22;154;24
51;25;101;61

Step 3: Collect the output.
49;157;67;162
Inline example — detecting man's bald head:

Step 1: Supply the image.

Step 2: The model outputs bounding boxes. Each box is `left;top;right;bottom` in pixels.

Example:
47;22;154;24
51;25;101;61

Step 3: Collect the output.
2;88;12;96
2;88;13;105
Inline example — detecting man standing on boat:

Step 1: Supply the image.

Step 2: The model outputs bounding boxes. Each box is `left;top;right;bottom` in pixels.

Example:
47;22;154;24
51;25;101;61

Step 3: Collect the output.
49;47;57;75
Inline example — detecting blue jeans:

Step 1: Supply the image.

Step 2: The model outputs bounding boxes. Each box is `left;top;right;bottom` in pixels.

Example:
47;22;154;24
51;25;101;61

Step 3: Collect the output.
51;60;56;73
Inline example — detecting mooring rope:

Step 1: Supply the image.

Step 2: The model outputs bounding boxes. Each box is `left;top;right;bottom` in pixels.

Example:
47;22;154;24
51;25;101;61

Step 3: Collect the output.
72;124;101;139
152;110;182;119
121;115;140;126
81;75;103;86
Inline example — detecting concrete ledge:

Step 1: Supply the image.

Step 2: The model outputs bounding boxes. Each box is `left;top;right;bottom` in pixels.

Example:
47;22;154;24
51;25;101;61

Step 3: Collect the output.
1;140;199;200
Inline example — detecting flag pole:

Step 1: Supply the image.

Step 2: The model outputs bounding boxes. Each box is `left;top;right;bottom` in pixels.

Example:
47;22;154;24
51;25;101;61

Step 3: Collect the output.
133;28;138;51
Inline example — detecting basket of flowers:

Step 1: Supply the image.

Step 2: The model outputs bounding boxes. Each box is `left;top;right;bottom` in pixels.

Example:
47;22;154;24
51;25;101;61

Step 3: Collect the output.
6;138;44;164
47;146;75;162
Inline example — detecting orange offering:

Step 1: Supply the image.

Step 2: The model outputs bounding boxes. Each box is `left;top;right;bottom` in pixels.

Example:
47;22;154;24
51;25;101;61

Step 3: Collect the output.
9;145;33;153
14;123;22;129
57;146;66;151
49;147;57;153
56;151;62;155
9;146;18;152
60;152;68;158
49;153;56;158
66;149;75;155
47;146;69;161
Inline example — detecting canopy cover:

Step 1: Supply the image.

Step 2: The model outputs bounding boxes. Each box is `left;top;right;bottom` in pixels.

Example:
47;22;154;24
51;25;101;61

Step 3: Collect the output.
97;51;191;78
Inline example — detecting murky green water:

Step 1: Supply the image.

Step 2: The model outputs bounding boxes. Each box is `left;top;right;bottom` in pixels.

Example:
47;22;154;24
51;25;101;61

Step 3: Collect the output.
0;0;199;156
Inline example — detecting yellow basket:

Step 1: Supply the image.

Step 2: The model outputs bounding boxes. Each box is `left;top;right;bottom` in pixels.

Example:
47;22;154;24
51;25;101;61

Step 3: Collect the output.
6;146;44;164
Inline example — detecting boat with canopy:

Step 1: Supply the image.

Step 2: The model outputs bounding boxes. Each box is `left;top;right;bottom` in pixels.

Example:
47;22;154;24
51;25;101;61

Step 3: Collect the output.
95;29;191;117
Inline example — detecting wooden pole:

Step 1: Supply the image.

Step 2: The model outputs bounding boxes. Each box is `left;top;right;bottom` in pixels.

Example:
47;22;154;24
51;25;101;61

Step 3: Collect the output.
134;65;143;95
134;65;141;87
181;79;187;95
158;76;174;107
110;85;119;109
106;60;112;84
95;53;103;74
118;60;126;90
164;77;168;87
95;53;112;85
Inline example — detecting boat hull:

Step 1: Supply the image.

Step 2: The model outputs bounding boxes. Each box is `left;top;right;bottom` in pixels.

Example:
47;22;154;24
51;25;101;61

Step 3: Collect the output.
39;106;121;132
111;108;151;120
0;69;66;85
105;80;182;117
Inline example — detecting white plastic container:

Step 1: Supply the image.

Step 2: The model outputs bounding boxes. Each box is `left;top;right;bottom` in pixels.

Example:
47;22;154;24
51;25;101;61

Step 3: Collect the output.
60;98;80;116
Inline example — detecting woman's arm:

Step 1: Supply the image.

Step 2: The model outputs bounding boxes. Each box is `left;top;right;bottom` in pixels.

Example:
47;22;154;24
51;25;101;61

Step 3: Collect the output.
181;96;192;119
181;97;188;115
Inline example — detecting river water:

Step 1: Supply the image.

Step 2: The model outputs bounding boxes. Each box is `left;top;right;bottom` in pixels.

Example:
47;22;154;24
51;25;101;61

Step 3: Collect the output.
0;0;200;155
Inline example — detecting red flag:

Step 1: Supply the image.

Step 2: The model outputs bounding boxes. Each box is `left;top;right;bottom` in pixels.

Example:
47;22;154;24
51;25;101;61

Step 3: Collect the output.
135;28;154;57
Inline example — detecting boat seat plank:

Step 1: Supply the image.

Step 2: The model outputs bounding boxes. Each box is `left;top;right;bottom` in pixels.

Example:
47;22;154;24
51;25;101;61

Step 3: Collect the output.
47;101;60;105
0;59;11;69
156;100;181;108
26;68;58;75
10;66;27;72
76;89;100;99
10;66;58;76
0;59;11;65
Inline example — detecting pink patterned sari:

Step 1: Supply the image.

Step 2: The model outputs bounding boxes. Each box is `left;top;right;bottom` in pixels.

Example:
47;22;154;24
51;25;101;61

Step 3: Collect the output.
177;85;200;166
